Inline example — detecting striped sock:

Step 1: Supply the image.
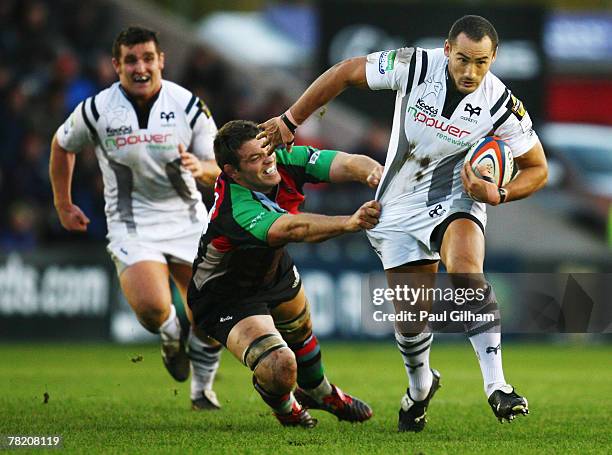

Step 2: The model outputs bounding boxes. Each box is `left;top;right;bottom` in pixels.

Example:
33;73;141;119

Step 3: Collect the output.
288;333;332;400
464;284;506;397
395;331;433;401
187;329;221;400
252;376;301;415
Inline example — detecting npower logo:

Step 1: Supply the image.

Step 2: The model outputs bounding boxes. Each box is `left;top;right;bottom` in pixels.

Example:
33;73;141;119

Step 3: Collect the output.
407;106;470;139
104;133;172;150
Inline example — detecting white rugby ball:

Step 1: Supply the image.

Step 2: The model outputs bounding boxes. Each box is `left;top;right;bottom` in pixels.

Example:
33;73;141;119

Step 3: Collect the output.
464;136;514;187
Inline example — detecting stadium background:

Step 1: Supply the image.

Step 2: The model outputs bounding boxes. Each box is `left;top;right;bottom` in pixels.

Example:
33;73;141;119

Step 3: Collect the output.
1;0;610;341
0;1;610;452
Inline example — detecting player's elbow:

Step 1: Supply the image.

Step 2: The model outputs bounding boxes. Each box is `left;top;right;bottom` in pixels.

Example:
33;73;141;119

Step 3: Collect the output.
267;219;307;246
539;162;548;189
332;56;367;88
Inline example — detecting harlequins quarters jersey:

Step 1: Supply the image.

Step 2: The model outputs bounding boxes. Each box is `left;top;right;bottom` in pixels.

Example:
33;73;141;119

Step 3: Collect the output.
56;80;217;241
191;146;337;301
365;47;539;204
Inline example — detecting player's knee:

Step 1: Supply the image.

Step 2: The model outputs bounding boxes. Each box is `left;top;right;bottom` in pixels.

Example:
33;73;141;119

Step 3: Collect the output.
135;304;171;332
397;328;427;338
275;303;312;344
255;348;297;394
445;252;481;274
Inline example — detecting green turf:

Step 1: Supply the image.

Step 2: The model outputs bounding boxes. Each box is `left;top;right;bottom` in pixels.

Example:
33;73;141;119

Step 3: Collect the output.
0;341;610;454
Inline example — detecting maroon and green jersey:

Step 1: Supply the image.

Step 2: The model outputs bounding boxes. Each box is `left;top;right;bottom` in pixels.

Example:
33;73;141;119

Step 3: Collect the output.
190;146;338;302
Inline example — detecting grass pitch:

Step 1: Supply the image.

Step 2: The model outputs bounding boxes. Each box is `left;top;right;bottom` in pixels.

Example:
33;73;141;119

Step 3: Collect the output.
0;341;610;454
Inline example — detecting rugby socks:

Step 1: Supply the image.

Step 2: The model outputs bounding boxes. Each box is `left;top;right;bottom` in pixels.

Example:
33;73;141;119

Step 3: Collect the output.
464;284;506;397
288;333;333;401
253;376;301;415
469;332;506;397
395;331;434;401
159;304;181;342
187;328;221;400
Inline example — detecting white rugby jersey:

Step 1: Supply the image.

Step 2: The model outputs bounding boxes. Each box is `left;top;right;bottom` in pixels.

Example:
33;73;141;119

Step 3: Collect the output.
56;80;217;241
365;47;538;204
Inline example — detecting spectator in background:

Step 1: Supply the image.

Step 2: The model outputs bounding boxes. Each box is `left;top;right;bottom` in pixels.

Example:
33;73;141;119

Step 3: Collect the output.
0;202;39;252
181;46;239;126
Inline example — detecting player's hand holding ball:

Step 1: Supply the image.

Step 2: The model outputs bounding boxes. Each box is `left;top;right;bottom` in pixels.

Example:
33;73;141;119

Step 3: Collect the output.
462;136;514;205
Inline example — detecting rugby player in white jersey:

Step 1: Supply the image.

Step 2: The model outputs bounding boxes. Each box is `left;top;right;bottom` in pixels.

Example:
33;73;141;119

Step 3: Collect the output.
50;26;223;410
258;15;547;431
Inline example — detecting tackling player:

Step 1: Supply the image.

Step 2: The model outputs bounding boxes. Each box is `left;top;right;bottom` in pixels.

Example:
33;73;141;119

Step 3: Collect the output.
50;27;223;410
187;120;382;427
258;15;547;430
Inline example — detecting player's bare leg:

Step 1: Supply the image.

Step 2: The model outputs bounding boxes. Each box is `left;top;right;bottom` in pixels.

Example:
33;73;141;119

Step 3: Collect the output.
120;261;189;382
441;218;528;422
226;315;316;428
386;262;441;432
170;262;222;410
273;287;373;422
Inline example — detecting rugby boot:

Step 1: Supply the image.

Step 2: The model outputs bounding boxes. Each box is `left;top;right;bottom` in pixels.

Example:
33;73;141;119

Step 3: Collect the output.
161;338;189;382
274;403;318;428
488;385;529;423
398;368;441;432
191;389;221;410
294;384;373;422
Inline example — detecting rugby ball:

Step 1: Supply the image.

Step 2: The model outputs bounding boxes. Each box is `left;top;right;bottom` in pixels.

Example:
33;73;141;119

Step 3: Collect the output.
464;136;514;187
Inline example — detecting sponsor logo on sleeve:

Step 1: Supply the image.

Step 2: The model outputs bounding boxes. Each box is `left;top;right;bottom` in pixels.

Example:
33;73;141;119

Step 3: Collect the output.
308;150;321;164
378;50;397;74
63;114;75;135
249;211;266;230
510;95;526;121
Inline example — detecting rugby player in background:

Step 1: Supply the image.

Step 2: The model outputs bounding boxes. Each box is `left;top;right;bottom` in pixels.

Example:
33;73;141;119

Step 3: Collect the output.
50;26;223;410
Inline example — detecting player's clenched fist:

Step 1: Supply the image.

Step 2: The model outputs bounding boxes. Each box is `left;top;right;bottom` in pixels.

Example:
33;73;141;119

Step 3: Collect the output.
347;200;382;231
55;203;90;232
366;165;384;188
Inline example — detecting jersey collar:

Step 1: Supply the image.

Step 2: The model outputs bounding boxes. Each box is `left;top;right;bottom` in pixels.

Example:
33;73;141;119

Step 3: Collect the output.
118;83;162;129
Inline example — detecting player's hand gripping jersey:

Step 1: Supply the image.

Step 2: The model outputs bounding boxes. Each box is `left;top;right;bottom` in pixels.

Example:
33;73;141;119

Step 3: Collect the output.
365;47;538;204
56;80;217;241
190;146;337;304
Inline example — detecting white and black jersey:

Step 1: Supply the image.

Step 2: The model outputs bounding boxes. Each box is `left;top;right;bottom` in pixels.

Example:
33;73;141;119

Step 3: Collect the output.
56;80;217;242
365;47;538;205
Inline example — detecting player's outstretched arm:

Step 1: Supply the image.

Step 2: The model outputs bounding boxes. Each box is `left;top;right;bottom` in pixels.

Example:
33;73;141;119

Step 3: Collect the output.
329;152;384;189
257;56;368;153
49;134;90;232
267;200;381;247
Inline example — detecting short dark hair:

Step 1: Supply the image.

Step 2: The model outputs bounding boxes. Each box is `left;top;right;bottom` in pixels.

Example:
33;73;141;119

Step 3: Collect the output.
112;26;161;60
448;15;499;50
214;120;260;170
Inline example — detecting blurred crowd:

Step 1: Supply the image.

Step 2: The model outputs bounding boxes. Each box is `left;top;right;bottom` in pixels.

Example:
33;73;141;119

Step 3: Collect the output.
0;0;387;253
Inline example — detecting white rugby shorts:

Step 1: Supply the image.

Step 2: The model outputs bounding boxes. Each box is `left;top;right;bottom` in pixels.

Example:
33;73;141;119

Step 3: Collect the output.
367;186;487;269
107;225;205;276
